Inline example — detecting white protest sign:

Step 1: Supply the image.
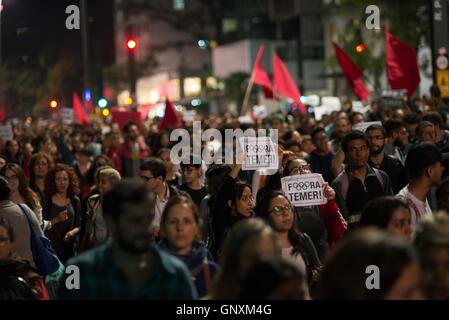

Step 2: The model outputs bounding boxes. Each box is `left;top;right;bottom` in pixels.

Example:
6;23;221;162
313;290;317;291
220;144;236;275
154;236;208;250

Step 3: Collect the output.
60;108;74;124
281;173;327;207
352;121;382;133
241;136;278;170
253;105;268;119
0;124;13;141
183;110;197;122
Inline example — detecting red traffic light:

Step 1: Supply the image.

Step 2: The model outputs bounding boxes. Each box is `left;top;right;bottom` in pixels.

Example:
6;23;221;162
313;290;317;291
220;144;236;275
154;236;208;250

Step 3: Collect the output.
127;39;137;50
50;100;58;108
355;43;365;53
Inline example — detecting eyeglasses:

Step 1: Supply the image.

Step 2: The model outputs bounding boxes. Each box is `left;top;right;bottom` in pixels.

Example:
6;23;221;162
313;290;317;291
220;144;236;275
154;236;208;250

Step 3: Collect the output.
5;174;18;180
269;204;293;215
140;175;155;182
288;165;311;175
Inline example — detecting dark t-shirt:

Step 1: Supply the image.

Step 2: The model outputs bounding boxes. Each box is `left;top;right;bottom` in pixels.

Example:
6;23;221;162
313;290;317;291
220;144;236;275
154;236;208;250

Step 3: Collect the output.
369;154;408;194
306;151;335;183
178;184;208;208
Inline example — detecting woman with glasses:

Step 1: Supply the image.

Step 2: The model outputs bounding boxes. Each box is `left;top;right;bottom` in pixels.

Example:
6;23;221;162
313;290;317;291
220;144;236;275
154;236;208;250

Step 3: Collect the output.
255;190;321;296
210;163;255;259
258;156;347;259
1;163;44;227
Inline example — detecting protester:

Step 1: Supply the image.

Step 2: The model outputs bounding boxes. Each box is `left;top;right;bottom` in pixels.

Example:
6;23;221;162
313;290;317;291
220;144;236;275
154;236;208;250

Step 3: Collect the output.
178;156;208;208
316;228;423;299
0;177;43;268
212;218;279;299
29;152;54;204
384;119;410;164
1;164;44;228
413;212;449;300
42;164;82;262
121;121;151;178
360;196;411;241
0;216;48;300
307;127;334;183
139;158;184;237
416;121;436;143
422;112;449;150
329;117;351;153
255;190;322;291
366;124;408;194
211;164;254;258
157;148;181;187
238;256;307;300
58;179;197;299
397;142;444;231
332;131;393;228
159;195;219;298
79;167;121;252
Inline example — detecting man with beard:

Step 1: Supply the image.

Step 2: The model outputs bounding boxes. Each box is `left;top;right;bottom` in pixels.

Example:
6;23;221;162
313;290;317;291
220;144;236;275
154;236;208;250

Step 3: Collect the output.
384;119;410;164
366;124;408;194
332;131;393;228
329;117;352;153
120;121;151;178
58;179;197;299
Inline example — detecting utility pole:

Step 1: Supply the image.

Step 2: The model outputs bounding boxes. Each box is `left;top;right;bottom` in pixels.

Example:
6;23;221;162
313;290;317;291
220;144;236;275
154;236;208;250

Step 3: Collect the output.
81;0;90;107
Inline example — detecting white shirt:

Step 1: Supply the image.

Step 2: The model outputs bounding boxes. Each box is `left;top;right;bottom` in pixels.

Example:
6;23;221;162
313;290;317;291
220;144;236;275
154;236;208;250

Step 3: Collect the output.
397;185;432;231
153;184;171;232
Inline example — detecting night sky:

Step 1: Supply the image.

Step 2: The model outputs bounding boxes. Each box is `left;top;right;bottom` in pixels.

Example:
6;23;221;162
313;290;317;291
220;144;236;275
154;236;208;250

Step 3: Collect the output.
1;0;114;66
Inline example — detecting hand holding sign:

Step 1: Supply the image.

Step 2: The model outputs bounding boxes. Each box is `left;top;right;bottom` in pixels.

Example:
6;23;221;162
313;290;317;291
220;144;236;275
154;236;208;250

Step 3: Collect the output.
322;182;335;201
241;136;278;171
281;174;327;207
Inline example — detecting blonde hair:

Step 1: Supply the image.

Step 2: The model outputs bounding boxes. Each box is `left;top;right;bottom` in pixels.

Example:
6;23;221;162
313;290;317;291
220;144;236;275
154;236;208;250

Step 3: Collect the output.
97;167;121;186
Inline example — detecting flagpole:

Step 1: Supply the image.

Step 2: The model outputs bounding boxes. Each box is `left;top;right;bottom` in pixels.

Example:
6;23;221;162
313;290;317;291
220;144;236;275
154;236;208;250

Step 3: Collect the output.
240;69;257;116
361;72;382;99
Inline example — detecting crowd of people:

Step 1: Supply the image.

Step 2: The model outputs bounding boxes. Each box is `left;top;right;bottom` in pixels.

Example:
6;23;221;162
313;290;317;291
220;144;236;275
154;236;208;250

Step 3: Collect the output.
1;97;449;300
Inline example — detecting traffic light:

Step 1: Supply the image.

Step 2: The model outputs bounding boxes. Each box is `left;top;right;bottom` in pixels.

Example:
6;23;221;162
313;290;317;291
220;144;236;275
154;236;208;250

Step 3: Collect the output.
98;98;108;108
355;43;365;53
126;39;137;51
102;108;110;117
50;100;58;109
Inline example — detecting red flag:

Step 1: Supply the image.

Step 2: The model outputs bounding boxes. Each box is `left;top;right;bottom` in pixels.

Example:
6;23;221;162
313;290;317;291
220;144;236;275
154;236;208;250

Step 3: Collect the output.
273;53;306;113
159;98;181;130
0;106;5;123
252;45;273;98
385;25;420;98
72;92;90;126
333;42;370;100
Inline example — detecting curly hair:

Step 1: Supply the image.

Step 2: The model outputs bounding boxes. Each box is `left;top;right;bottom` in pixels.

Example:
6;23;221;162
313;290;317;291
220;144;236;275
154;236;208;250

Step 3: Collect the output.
45;163;80;198
0;163;41;212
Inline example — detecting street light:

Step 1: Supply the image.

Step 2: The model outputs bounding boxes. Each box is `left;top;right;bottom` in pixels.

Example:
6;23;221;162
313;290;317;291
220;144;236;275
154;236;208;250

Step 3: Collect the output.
126;37;137;109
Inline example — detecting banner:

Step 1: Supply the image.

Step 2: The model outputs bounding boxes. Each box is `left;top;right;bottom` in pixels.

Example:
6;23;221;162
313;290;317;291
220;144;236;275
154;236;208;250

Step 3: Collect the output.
281;174;327;207
241;136;278;171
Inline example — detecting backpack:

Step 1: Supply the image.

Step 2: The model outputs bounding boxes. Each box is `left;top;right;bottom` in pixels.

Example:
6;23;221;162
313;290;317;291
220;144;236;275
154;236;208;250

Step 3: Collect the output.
339;168;385;201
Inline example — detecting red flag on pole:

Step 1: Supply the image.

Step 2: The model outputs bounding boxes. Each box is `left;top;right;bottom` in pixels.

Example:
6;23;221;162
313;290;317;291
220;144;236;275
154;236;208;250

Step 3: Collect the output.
252;45;273;98
332;42;371;100
72;92;90;126
159;98;181;130
385;24;420;98
273;53;306;113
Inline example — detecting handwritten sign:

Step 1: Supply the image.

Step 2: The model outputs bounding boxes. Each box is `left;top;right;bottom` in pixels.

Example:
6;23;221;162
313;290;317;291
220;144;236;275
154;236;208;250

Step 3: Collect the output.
0;124;13;141
60;108;74;124
352;121;382;133
281;174;327;207
241;136;278;170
